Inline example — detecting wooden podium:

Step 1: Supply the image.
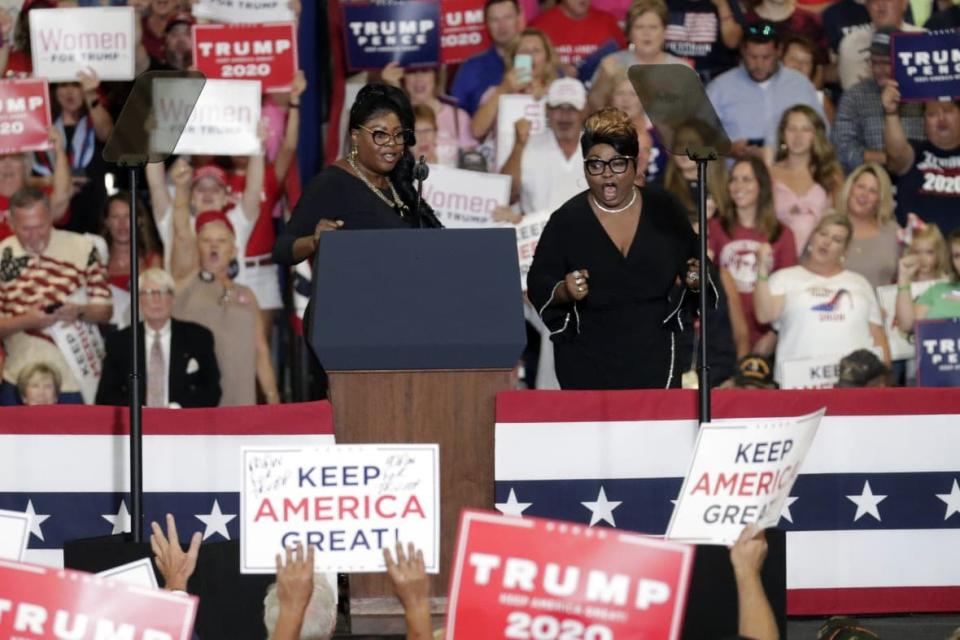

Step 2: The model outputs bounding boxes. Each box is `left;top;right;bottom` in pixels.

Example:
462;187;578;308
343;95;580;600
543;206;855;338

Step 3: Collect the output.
309;229;526;609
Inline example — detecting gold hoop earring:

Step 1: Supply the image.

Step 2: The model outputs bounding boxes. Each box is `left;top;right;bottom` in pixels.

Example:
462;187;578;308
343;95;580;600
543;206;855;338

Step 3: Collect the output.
350;146;358;160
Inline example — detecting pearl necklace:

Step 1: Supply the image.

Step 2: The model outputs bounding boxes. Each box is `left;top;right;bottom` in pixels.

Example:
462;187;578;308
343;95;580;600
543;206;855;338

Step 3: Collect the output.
591;187;638;214
348;154;408;216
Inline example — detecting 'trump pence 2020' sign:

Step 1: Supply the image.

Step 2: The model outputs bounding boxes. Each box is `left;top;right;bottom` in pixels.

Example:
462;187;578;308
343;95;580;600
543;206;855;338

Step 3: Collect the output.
151;79;262;156
30;7;136;81
342;2;440;70
0;79;52;154
666;409;824;545
446;510;694;640
0;560;198;640
240;444;440;574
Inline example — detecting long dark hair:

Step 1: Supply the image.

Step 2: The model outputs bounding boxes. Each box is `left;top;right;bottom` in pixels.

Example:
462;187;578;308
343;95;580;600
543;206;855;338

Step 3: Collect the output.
101;191;163;257
349;83;441;228
719;157;783;243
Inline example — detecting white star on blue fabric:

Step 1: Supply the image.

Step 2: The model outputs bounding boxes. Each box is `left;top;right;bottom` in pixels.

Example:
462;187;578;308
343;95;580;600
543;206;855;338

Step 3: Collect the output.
195;500;236;541
846;480;887;522
780;496;799;524
936;479;960;521
102;500;131;534
581;486;622;527
24;500;50;542
495;488;532;517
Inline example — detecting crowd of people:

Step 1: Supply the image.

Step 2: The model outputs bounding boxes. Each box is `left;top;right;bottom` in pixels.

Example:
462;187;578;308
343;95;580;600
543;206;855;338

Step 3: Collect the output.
0;0;958;409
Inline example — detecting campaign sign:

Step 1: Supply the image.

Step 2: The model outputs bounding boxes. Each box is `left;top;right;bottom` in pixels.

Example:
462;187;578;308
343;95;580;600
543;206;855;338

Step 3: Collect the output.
445;510;694;640
779;354;841;389
343;2;440;71
29;7;136;82
151;79;262;156
0;78;52;154
240;444;440;574
666;409;824;545
0;559;198;640
423;164;510;228
97;557;159;590
193;23;298;93
496;94;546;171
192;0;294;23
892;31;960;101
0;509;30;561
440;0;489;64
916;318;960;386
515;209;551;290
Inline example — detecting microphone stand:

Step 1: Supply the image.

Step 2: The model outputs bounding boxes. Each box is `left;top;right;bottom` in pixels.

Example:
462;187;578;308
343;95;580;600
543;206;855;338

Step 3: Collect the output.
414;155;429;229
688;145;718;424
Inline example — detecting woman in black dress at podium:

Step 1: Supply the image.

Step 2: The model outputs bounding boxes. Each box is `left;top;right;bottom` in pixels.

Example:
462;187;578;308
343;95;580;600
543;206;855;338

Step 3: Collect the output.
272;83;441;267
527;108;705;390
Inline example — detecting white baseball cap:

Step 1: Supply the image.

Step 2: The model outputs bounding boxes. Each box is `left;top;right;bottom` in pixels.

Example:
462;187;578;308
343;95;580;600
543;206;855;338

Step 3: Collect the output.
546;78;586;110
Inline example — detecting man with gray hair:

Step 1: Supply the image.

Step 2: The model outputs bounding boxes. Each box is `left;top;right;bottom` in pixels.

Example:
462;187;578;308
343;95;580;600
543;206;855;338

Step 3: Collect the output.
263;545;337;640
96;267;220;407
0;187;112;404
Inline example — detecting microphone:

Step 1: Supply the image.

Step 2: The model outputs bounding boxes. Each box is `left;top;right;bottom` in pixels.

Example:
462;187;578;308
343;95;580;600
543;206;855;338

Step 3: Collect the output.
414;155;429;229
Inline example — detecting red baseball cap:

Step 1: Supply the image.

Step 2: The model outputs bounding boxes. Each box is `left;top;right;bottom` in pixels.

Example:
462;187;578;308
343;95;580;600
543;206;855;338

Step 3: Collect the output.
192;164;228;188
194;210;235;236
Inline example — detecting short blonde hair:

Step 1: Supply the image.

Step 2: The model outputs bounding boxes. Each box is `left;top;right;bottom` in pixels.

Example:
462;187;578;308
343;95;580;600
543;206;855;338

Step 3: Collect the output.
811;212;854;251
839;163;895;226
906;223;950;280
16;362;62;400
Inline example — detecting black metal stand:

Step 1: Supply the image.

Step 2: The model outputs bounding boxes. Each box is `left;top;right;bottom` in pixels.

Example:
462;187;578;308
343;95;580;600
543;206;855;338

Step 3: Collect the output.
691;148;718;425
125;164;144;542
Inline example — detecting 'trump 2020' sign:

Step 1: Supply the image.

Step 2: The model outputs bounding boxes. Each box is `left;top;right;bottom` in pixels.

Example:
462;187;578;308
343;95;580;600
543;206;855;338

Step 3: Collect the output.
446;510;694;640
0;79;52;154
193;23;298;93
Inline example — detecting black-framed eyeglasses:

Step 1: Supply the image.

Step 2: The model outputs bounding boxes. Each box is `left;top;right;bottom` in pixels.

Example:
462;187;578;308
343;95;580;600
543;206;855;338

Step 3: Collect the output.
584;156;635;176
358;125;411;147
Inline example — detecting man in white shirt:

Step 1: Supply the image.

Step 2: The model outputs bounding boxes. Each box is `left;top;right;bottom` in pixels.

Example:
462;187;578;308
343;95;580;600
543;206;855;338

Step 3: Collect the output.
96;268;221;408
501;78;590;214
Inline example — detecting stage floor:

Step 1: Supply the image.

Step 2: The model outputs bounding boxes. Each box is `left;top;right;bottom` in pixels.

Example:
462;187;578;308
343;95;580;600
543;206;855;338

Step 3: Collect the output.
330;614;960;638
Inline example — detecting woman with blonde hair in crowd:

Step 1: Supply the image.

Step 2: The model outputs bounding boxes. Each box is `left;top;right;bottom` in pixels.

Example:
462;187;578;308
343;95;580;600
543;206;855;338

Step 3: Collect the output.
896;227;960;332
770;104;844;256
608;70;667;183
586;0;690;113
470;28;560;143
838;163;901;289
382;64;477;167
708;157;798;355
171;211;279;406
755;213;890;384
16;362;60;406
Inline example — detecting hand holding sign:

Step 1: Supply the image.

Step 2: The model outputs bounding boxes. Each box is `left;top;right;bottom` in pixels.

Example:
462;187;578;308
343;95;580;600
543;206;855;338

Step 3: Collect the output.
383;541;429;612
276;543;315;617
881;80;901;115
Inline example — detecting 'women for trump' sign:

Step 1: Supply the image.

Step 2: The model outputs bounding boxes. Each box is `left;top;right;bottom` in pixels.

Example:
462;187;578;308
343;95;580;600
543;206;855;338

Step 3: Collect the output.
29;7;136;81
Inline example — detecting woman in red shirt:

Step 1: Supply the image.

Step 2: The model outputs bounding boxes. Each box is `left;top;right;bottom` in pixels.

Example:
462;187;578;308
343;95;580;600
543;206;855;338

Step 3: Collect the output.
708;157;798;354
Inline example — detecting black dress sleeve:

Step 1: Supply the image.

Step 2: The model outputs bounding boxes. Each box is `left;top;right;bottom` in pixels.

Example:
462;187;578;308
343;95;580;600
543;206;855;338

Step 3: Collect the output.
527;203;580;334
272;170;336;265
